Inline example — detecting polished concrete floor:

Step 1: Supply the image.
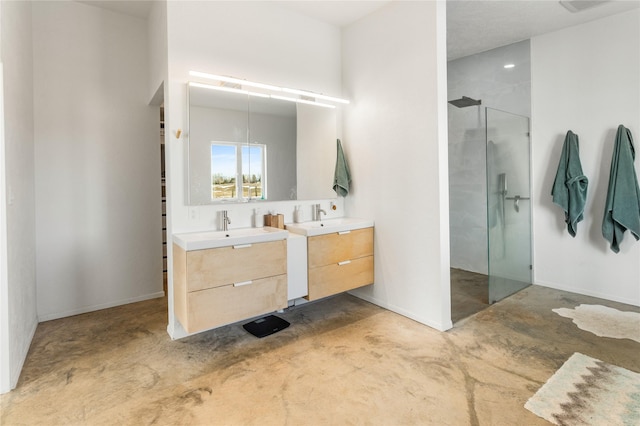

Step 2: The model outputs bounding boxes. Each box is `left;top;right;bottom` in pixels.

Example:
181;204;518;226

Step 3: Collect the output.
2;286;639;425
450;268;489;323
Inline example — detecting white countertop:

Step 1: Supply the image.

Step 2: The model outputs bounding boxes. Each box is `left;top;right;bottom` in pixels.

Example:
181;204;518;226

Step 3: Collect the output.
173;226;288;251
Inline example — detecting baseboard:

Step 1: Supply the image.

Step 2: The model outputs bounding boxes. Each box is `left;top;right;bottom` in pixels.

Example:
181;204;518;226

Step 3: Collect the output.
534;281;640;308
168;318;187;340
38;291;166;322
9;317;38;391
348;291;453;331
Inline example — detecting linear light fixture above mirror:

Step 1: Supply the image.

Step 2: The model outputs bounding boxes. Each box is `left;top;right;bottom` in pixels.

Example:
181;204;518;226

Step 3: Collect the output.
282;87;349;104
189;70;349;108
270;94;335;109
188;81;270;98
190;71;283;92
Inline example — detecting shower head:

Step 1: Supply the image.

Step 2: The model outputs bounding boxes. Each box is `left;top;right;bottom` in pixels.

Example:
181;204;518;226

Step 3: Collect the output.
448;96;482;108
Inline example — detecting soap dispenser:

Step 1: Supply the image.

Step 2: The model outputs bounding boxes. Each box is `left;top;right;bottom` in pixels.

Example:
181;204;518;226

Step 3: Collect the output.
294;205;303;223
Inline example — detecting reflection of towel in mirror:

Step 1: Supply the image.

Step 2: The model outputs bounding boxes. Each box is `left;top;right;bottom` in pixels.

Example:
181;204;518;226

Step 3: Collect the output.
602;125;640;253
551;130;588;237
333;139;351;196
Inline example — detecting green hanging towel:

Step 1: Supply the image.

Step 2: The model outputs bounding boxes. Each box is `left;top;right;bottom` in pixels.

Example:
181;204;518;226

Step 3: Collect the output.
551;130;589;237
333;139;351;197
602;125;640;253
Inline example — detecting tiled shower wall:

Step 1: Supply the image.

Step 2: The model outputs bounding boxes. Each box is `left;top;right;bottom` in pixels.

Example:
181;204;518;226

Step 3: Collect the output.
448;41;531;274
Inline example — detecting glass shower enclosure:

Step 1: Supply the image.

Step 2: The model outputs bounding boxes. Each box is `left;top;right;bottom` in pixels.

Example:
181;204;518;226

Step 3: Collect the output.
485;108;532;303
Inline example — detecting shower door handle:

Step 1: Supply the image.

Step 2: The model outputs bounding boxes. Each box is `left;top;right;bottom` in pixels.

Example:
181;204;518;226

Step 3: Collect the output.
505;195;530;213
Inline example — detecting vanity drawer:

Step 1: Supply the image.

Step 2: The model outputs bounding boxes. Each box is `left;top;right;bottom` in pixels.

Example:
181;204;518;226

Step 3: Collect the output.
307;227;373;268
186;240;286;292
307;255;374;301
183;274;287;334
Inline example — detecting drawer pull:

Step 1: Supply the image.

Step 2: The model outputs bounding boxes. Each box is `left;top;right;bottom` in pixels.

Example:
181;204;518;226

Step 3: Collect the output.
338;230;351;235
233;280;253;287
337;260;352;266
233;244;252;249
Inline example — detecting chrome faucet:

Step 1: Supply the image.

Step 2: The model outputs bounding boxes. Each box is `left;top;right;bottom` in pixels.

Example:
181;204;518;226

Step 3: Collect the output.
314;204;326;221
221;210;231;231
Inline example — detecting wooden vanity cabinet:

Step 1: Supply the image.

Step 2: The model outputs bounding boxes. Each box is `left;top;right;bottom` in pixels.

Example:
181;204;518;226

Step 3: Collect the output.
306;227;374;301
173;240;287;334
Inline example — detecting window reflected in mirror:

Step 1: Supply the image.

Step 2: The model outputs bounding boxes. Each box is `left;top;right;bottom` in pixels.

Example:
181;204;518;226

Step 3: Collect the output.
211;142;266;201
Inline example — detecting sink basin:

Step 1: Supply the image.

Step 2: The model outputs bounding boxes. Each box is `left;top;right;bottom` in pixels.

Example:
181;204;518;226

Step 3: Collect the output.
286;217;374;237
173;226;288;251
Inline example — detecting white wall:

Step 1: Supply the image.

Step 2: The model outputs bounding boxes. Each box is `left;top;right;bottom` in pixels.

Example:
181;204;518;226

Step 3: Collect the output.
448;41;531;274
0;0;37;392
531;9;640;306
343;1;452;330
33;1;164;321
147;0;167;103
164;1;345;338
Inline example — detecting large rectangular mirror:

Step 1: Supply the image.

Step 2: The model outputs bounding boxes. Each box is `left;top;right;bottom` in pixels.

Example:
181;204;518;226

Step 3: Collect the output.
187;82;337;205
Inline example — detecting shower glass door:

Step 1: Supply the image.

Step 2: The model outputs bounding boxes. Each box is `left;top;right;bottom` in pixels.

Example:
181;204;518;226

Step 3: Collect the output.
486;108;532;303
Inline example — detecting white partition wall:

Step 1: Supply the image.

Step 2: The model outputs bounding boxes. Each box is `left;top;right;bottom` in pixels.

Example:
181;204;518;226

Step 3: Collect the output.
0;0;37;392
342;1;452;331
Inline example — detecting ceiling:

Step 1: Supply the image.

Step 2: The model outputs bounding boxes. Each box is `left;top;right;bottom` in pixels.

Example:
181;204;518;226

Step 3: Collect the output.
274;1;391;27
278;0;639;60
77;0;640;60
446;0;640;60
